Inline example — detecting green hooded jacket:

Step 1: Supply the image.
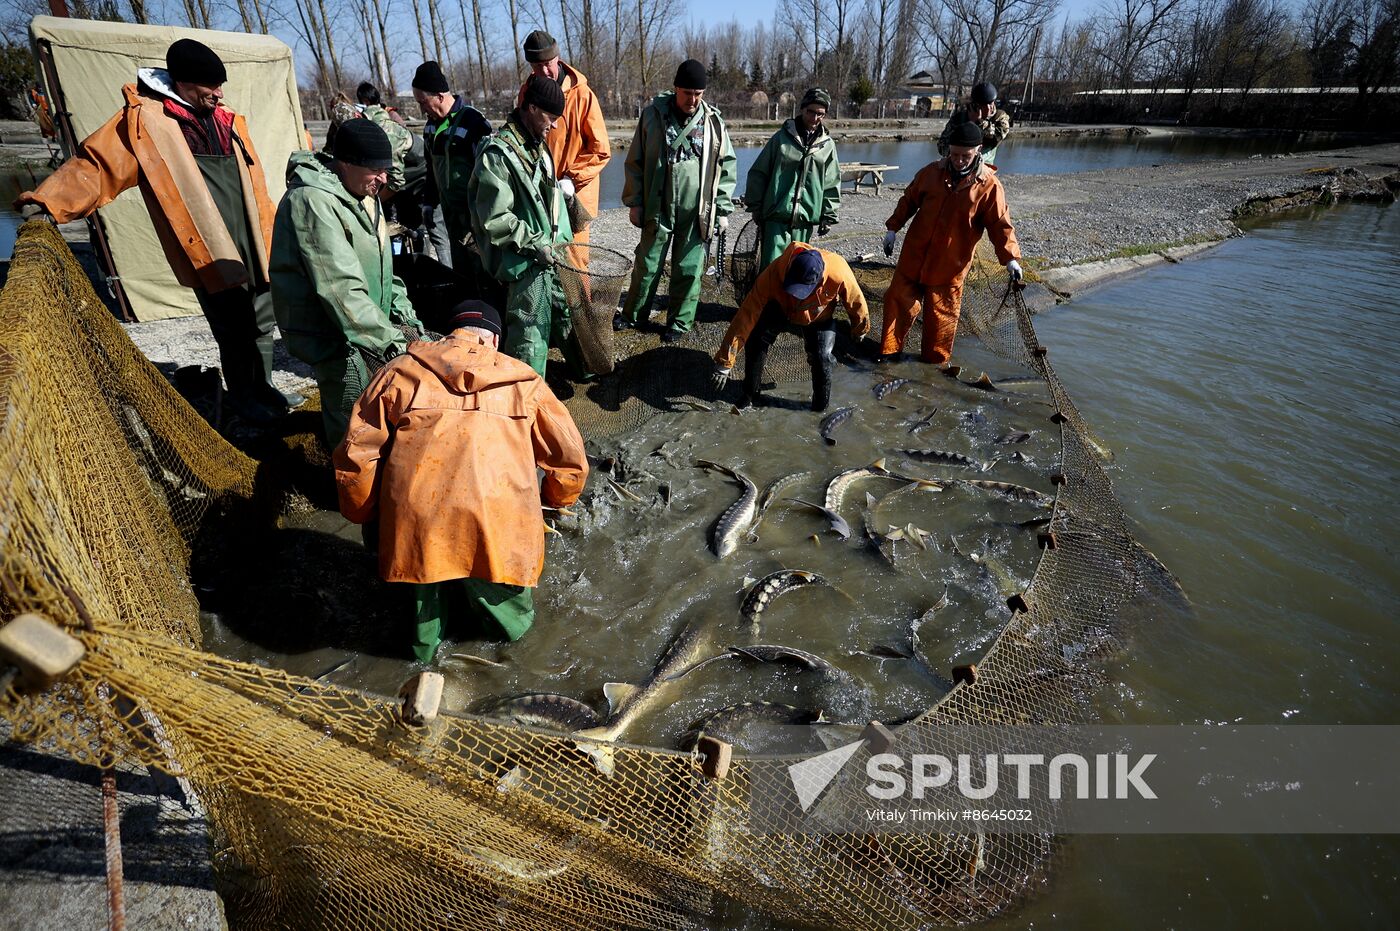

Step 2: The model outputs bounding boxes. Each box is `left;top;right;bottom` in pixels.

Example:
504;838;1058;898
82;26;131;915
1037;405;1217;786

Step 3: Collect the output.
270;151;419;367
468;114;574;284
361;104;413;192
622;91;736;240
744;118;841;229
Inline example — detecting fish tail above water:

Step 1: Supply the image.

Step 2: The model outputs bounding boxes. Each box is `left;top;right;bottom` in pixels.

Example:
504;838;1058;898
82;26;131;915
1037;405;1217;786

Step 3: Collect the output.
786;497;853;540
751;471;815;539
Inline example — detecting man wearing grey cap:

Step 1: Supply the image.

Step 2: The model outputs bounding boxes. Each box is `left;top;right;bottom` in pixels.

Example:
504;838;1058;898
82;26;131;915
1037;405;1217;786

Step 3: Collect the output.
270;118;424;445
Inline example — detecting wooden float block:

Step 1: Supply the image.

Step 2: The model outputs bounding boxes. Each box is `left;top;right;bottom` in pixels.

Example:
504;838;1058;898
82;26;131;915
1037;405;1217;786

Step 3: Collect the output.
861;720;897;754
1050;411;1068;424
1050;473;1067;485
0;613;86;692
696;735;732;781
1032;345;1049;357
398;672;444;727
951;664;979;687
1007;593;1031;614
1037;531;1058;550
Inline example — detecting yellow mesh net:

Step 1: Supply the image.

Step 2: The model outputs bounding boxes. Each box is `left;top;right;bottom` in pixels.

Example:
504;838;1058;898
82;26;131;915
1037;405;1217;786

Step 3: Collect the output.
1;220;1174;928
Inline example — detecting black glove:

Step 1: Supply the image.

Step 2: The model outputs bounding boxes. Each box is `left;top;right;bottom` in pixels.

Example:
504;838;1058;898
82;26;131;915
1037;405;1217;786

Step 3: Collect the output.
818;222;831;237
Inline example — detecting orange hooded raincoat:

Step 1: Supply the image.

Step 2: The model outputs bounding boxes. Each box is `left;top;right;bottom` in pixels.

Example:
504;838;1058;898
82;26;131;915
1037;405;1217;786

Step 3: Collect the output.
17;83;276;294
334;331;589;587
879;158;1020;364
714;242;871;369
517;61;610;245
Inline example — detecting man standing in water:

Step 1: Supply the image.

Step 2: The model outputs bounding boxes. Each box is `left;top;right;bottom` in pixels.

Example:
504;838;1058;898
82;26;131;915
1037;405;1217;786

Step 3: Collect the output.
616;59;737;342
744;87;842;271
879;121;1022;366
15;39;296;423
334;300;588;663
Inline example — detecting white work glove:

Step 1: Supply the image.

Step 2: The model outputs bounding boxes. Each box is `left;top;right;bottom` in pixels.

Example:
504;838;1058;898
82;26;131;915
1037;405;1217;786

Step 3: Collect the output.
559;177;576;198
711;363;731;393
883;230;897;258
1007;259;1023;282
717;215;729;233
18;202;51;222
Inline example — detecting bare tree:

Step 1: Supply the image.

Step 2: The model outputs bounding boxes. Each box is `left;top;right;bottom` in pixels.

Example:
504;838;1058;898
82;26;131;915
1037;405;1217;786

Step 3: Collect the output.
933;0;1058;83
1093;0;1189;89
411;0;433;61
508;0;524;74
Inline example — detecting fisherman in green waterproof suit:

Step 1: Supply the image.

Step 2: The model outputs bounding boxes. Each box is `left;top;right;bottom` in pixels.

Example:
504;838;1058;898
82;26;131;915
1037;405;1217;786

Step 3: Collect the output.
616;59;737;343
744;86;842;272
468;75;575;376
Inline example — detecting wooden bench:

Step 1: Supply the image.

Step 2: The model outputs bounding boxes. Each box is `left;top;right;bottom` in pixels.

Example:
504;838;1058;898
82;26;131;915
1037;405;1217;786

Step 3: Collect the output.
840;163;900;195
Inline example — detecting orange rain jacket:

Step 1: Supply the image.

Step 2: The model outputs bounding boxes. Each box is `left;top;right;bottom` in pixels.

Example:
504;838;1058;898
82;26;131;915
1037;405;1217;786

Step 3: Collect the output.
517;62;610;233
334;331;589;587
17;83;276;294
885;158;1020;287
714;241;871;369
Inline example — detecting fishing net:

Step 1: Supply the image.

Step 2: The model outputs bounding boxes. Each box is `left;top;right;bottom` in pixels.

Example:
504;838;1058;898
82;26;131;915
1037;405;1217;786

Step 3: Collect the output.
552;243;629;377
1;219;1175;929
728;217;761;305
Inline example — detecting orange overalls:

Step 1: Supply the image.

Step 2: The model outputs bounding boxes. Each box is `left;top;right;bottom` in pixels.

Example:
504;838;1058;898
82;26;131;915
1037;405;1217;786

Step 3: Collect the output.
879;159;1019;364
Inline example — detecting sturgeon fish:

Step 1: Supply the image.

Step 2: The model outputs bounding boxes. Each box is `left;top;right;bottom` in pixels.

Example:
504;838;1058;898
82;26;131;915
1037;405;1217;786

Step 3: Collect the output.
873;377;911;400
482;693;603;731
696;459;758;558
906;408;939;434
574;620;712;774
672;643;840;679
740;569;830;625
819;406;857;445
823;458;909;512
679;701;826;749
910;588;954;689
750;471;813;539
894;448;993;471
953;479;1056;507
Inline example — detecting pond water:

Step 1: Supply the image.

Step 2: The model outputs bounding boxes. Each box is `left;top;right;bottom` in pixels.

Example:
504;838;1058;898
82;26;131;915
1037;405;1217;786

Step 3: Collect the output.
594;130;1349;207
992;202;1400;929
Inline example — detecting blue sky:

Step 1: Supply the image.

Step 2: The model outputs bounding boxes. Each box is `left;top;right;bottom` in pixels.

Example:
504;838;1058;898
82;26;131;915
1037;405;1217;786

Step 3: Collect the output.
690;0;1100;31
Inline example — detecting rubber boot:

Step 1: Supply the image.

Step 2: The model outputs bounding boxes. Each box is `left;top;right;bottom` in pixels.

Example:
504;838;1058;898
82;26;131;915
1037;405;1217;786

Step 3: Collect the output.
806;327;836;412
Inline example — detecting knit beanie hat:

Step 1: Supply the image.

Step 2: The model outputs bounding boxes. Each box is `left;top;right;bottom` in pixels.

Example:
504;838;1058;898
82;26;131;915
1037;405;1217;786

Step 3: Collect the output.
523;30;559;63
674;59;708;90
166;39;226;86
449;299;503;336
412;60;450;94
947;120;984;148
332;118;393;170
800;87;832;110
522;74;566;116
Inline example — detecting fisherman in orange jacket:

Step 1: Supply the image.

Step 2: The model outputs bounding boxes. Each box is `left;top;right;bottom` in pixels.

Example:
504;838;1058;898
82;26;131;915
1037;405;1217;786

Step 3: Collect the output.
712;242;870;411
14;39;296;423
334;300;589;663
517;30;610;249
878;121;1023;365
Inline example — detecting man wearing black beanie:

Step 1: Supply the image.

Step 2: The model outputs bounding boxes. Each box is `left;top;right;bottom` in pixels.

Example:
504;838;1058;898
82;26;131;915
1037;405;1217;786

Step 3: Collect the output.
468;74;582;377
16;37;297;424
411;60;493;291
270;118;425;446
617;59;737;342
